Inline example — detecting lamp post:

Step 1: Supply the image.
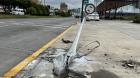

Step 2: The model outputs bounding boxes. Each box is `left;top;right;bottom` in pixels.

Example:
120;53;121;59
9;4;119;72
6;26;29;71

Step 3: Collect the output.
81;0;84;22
81;0;89;22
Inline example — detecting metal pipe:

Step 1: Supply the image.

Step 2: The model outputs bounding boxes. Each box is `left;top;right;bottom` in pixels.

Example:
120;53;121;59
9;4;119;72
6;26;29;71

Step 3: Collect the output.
67;17;85;58
53;17;86;77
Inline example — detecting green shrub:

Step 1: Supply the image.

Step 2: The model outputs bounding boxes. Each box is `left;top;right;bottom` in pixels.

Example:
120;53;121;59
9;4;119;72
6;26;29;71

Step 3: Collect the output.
27;7;37;15
26;4;50;16
59;11;71;17
42;6;50;16
133;14;140;23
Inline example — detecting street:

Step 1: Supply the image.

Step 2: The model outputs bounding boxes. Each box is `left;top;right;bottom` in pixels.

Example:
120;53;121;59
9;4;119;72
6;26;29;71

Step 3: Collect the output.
0;18;76;76
0;0;140;77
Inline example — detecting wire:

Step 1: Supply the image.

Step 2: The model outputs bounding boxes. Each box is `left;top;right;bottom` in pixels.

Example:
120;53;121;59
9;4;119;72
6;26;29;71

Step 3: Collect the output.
77;41;100;58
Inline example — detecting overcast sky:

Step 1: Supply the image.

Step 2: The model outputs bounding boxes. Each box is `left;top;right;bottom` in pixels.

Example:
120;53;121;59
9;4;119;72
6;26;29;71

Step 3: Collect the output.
41;0;99;9
39;0;139;12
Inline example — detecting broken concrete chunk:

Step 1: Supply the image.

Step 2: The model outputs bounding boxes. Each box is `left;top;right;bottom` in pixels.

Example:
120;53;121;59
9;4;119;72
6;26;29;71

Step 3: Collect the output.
68;57;94;78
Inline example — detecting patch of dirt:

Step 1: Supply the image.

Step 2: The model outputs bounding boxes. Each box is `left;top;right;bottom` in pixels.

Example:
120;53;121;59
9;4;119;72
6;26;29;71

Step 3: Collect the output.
91;70;119;78
121;60;140;69
104;53;108;56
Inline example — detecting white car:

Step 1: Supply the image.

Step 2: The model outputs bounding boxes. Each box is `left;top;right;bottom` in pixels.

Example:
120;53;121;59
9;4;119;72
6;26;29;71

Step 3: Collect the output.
11;9;25;15
86;12;100;21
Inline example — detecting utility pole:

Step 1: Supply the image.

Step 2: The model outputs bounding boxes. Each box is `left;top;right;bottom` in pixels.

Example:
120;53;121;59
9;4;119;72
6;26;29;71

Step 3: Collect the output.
40;0;44;5
95;0;97;12
138;0;140;13
81;0;89;22
81;0;84;22
44;0;45;6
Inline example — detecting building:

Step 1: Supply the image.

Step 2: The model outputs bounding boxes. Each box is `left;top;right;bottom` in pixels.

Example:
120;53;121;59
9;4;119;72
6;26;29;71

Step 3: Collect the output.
60;2;68;12
97;0;140;13
49;6;55;15
117;5;140;13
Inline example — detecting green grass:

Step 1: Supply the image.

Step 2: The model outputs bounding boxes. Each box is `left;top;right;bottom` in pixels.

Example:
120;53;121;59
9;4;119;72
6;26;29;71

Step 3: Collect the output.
120;16;135;20
0;14;62;19
133;14;140;23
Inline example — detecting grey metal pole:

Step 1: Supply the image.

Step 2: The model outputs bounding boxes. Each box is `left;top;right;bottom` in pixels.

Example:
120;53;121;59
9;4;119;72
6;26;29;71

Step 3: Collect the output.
67;17;85;57
53;17;86;76
138;0;140;13
95;0;97;10
81;0;84;22
44;0;45;6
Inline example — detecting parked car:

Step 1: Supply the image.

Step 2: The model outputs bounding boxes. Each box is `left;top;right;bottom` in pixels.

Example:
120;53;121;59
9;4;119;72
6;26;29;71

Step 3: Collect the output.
86;12;100;21
74;13;81;18
11;9;24;15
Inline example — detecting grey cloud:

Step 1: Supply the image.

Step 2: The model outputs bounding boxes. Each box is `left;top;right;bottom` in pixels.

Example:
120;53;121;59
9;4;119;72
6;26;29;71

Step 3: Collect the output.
44;0;97;8
44;0;83;8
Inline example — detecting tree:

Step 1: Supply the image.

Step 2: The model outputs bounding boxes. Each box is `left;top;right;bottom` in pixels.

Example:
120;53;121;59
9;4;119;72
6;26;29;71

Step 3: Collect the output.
0;0;13;13
59;10;72;17
0;0;50;15
27;7;37;15
26;4;50;16
16;0;32;9
0;0;34;13
31;0;39;4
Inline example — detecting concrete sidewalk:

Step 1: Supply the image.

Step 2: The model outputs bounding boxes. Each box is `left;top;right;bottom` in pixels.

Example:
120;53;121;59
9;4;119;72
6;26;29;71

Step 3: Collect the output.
53;20;140;78
16;20;140;78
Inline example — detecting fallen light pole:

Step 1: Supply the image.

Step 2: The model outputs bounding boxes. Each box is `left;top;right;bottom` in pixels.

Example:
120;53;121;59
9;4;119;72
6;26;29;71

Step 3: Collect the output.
52;4;98;78
52;19;100;78
53;17;86;77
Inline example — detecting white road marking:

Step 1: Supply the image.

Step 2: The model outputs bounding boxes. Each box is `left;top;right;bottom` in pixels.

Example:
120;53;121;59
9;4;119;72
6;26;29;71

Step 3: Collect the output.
0;23;68;29
32;25;67;29
0;22;5;24
7;21;16;23
12;23;21;25
0;25;9;27
33;25;42;26
22;22;34;24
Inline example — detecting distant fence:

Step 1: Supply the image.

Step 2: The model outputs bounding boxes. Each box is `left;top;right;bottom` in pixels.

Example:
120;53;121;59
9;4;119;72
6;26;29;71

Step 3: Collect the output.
99;12;140;19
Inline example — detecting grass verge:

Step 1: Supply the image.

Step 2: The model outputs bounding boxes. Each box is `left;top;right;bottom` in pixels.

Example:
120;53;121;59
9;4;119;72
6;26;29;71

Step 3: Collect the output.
133;14;140;23
0;14;62;19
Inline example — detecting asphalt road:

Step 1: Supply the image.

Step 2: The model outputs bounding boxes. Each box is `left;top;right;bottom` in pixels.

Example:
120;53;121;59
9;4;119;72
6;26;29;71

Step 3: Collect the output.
0;18;76;76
